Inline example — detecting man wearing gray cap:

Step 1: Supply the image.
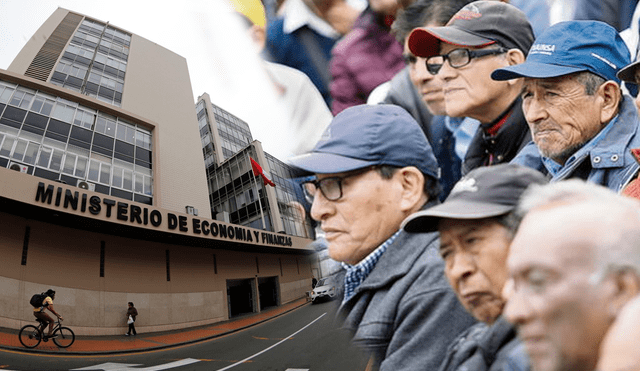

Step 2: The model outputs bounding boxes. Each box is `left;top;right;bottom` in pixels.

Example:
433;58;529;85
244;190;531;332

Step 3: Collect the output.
403;163;547;370
288;104;475;371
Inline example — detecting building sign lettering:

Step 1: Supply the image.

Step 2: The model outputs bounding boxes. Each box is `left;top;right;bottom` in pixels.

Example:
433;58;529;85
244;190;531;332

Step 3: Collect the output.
35;182;293;247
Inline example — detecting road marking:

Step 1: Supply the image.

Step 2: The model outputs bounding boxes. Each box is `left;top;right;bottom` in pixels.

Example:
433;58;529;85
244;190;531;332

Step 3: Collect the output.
285;369;309;371
214;313;327;371
71;358;200;370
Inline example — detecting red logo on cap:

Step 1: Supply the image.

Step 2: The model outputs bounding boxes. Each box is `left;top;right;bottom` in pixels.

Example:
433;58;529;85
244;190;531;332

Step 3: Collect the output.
448;5;482;24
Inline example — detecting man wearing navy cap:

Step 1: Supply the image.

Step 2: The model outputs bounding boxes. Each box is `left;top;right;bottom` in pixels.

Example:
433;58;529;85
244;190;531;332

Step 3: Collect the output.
493;20;640;193
407;1;534;175
288;104;475;371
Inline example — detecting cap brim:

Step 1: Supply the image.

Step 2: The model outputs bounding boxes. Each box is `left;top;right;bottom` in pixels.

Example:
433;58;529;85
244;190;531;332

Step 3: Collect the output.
408;27;495;58
402;200;514;233
492;61;586;81
287;152;377;176
617;60;640;83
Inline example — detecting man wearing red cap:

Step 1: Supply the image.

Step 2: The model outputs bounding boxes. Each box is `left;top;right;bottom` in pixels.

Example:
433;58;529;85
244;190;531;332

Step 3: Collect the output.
407;1;533;174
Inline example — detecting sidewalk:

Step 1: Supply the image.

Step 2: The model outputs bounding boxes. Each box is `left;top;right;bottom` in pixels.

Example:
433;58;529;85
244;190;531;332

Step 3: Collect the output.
0;298;309;355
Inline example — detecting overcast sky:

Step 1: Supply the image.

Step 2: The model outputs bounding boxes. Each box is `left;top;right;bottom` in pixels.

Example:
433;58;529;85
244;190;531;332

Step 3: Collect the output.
0;0;296;159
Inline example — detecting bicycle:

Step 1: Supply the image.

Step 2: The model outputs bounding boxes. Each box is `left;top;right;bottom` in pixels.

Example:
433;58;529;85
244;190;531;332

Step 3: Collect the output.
18;318;75;349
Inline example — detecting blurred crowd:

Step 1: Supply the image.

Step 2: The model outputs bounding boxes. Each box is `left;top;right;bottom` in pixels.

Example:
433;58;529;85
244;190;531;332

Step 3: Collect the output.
233;0;640;370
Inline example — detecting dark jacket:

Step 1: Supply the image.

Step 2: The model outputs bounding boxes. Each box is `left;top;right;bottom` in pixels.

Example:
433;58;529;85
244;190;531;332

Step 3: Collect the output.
439;316;530;371
462;97;531;175
381;68;462;200
335;204;477;371
512;95;640;193
127;306;138;321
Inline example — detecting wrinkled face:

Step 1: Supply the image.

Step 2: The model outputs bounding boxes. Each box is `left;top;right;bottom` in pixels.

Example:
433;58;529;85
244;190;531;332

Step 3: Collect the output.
438;218;511;323
521;75;604;165
310;168;405;265
438;43;512;122
505;208;613;371
369;0;400;16
404;25;446;115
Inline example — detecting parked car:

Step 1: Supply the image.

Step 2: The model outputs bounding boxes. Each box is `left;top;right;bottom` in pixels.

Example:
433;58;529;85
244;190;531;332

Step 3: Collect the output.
310;277;337;303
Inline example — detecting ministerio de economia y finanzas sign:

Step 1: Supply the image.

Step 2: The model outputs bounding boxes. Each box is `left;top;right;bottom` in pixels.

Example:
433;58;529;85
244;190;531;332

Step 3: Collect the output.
33;181;294;248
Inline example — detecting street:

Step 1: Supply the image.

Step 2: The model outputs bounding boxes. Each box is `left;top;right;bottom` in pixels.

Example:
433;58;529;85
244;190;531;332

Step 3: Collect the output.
0;301;369;371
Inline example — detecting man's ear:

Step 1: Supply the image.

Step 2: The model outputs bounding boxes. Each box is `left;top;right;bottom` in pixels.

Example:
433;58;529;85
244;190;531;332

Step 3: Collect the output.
504;49;525;87
607;270;640;317
506;48;526;66
597;81;622;125
396;166;427;212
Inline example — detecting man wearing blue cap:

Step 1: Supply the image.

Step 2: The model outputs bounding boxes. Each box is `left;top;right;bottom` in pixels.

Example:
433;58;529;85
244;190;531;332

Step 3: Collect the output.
492;20;640;192
288;104;475;371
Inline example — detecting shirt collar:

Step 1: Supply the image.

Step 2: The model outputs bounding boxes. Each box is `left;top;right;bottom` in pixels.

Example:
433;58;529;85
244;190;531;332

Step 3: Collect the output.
341;230;401;304
281;0;341;38
541;114;619;176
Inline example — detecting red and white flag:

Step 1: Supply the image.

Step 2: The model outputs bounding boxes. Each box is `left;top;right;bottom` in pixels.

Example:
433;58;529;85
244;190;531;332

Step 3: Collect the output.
250;157;276;187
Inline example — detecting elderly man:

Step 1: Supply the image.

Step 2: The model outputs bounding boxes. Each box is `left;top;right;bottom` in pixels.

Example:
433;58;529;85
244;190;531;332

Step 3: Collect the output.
403;163;547;370
407;1;534;174
493;21;640;192
381;0;477;199
288;104;475;370
505;180;640;371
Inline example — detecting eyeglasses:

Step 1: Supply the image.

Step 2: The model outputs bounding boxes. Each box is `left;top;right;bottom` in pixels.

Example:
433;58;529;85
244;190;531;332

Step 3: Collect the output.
303;167;374;202
426;47;508;75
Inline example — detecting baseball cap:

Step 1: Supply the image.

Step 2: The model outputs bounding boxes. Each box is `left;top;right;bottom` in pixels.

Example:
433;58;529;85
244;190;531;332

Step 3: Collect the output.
228;0;266;28
492;21;631;83
408;1;534;59
287;104;439;179
402;163;548;233
617;58;640;83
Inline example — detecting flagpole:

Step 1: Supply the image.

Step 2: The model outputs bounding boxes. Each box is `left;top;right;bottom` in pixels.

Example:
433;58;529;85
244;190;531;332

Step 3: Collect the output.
247;150;266;230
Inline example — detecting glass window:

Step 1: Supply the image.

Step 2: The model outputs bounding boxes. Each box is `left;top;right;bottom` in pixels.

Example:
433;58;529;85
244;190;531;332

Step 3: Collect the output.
63;153;76;175
24;142;38;165
11;139;27;161
0;87;15;104
37;146;52;168
88;160;100;182
52;103;75;123
75;156;87;178
99;163;111;184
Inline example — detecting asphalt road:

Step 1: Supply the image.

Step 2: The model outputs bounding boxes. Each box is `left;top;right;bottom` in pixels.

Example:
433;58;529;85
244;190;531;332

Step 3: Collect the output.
0;300;370;371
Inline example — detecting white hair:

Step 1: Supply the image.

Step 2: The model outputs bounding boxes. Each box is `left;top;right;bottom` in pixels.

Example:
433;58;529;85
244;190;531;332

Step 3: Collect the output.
516;180;640;278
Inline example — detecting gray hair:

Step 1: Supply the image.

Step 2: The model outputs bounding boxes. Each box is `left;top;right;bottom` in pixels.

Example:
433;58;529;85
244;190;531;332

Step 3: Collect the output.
515;180;640;279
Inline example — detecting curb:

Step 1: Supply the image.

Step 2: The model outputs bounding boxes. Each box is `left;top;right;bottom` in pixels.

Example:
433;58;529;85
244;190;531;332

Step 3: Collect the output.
1;300;311;356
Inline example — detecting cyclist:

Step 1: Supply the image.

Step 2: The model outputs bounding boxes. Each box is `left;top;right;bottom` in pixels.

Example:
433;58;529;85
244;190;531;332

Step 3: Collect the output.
34;289;63;338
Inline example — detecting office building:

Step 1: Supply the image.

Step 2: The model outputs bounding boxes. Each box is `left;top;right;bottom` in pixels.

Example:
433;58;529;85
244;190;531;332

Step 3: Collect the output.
0;8;315;335
196;93;314;240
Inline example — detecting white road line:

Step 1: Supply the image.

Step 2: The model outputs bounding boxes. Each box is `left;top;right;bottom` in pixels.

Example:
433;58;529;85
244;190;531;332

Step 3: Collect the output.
285;369;310;371
214;313;327;371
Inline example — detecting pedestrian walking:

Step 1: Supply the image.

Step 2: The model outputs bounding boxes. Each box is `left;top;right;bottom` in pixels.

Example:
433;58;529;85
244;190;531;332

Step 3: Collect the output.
126;302;137;336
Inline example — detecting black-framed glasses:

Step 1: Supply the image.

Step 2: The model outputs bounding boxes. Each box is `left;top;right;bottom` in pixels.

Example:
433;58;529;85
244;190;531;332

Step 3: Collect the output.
426;47;508;75
303;167;374;202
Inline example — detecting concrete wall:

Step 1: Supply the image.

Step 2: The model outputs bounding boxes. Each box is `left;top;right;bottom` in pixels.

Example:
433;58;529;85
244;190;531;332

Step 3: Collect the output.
0;211;314;335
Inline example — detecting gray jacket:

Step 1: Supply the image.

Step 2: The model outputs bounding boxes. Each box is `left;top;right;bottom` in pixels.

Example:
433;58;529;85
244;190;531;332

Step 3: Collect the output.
438;316;530;371
335;225;477;371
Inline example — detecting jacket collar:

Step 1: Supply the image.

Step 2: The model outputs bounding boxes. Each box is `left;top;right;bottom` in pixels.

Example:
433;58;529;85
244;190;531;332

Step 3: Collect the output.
351;199;440;293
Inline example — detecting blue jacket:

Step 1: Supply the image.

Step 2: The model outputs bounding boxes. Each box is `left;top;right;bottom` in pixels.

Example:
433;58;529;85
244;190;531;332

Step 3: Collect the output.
265;17;336;107
512;95;640;192
335;203;477;371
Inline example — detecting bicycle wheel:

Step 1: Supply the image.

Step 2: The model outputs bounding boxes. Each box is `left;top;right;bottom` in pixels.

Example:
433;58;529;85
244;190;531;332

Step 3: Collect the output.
52;326;75;348
18;325;41;348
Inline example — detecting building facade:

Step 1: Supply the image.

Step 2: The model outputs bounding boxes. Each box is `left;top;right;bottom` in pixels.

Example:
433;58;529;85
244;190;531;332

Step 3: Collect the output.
0;8;315;336
196;93;314;240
